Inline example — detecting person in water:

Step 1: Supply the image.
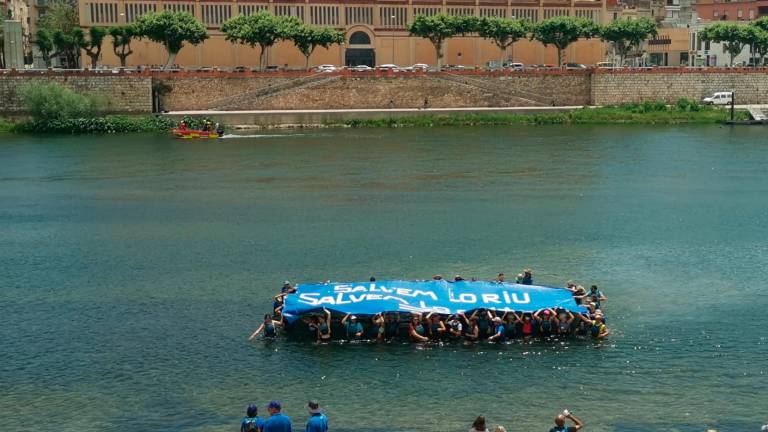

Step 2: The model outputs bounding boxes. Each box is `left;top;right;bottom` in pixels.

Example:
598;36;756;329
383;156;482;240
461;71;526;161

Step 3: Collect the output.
521;268;533;285
370;313;385;341
487;316;506;343
469;415;489;432
535;309;556;337
461;313;480;342
555;310;575;335
590;313;610;340
241;404;264;432
178;120;187;131
408;313;429;342
496;273;505;283
447;314;463;339
340;313;364;340
317;308;332;342
249;314;283;340
550;410;584;432
426;312;446;341
384;313;400;340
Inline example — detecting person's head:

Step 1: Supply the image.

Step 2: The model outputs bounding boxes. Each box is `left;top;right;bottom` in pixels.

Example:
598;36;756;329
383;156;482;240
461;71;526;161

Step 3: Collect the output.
498;273;505;281
595;313;604;323
370;276;376;282
433;274;443;280
454;275;464;281
411;315;420;324
566;280;575;289
307;400;321;415
523;314;531;322
576;285;586;294
246;404;258;418
586;303;596;313
430;314;440;323
493;317;502;325
472;415;486;431
590;285;598;293
350;315;357;323
554;414;566;427
524;268;533;277
516;273;524;281
542;310;551;318
264;314;272;323
267;400;281;415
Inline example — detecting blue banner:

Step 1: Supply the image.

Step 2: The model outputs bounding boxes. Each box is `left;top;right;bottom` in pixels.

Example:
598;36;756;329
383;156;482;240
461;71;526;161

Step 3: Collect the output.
282;280;585;323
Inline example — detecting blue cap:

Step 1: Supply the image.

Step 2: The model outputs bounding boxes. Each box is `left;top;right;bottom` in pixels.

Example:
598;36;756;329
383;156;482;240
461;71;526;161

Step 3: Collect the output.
247;404;258;417
268;400;281;411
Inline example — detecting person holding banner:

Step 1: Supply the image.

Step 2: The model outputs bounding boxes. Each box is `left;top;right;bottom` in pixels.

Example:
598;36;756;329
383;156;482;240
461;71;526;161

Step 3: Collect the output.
317;308;332;342
488;317;506;343
408;314;429;342
460;313;480;342
426;312;446;341
370;313;385;341
341;314;364;340
249;314;283;341
447;315;463;340
384;313;400;340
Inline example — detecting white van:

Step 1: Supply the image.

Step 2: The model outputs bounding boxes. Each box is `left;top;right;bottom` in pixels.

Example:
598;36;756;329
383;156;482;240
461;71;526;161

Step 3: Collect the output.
702;92;733;105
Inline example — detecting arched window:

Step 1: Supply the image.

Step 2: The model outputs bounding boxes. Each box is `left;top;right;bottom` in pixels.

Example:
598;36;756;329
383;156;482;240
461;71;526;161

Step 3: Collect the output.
349;31;371;45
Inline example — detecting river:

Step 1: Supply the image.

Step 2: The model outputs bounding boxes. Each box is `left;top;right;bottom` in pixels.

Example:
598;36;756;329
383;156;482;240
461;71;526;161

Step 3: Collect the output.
1;125;767;432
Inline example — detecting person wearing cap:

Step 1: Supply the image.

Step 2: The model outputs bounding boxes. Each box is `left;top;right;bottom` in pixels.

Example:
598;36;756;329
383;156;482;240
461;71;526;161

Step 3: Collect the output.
281;281;296;294
249;314;283;341
340;313;363;340
590;313;610;340
549;410;584;432
534;308;556;337
305;400;328;432
241;404;265;432
263;401;292;432
521;269;533;285
487;316;506;343
446;314;463;339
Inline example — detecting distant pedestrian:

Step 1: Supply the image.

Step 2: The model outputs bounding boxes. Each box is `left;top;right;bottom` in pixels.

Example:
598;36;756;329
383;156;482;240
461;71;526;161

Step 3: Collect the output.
550;410;584;432
263;401;292;432
241;404;265;432
423;97;429;109
470;415;489;432
305;400;328;432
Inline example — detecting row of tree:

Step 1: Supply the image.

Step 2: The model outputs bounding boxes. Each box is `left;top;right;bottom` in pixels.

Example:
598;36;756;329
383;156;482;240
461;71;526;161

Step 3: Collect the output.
410;15;659;69
699;18;768;66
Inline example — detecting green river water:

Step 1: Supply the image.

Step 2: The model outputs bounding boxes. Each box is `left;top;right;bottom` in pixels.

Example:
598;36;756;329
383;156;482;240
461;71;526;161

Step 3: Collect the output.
1;125;767;432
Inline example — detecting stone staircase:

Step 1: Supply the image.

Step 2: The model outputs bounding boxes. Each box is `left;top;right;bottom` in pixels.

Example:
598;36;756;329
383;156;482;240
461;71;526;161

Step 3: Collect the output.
747;106;767;121
432;73;550;107
209;73;340;110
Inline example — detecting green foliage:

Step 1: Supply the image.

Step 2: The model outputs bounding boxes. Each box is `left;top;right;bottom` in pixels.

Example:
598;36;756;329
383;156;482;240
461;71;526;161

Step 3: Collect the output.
179;115;216;130
532;16;600;66
109;25;138;67
37;0;79;34
13;115;177;134
699;23;756;66
221;11;299;70
477;17;532;63
0;117;13;133
19;82;109;121
36;0;82;68
35;29;55;67
83;27;109;68
408;14;479;69
600;18;657;66
133;11;209;69
344;102;744;128
290;25;345;70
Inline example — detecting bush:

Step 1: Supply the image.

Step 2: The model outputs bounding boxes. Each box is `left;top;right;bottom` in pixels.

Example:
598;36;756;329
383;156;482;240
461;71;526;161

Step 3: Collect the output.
675;98;703;112
18;82;111;121
13;115;176;134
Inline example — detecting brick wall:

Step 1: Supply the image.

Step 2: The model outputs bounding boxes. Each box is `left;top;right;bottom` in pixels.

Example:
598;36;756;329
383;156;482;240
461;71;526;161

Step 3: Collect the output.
592;68;768;105
0;72;152;113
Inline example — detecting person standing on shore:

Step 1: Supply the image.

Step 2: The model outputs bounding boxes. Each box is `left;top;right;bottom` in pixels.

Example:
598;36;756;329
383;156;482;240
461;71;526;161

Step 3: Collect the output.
263;401;292;432
305;400;328;432
550;410;584;432
241;404;264;432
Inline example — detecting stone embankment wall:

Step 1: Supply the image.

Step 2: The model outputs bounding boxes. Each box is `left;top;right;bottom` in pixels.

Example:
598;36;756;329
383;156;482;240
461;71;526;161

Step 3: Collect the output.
592;69;768;105
0;71;152;113
3;69;768;115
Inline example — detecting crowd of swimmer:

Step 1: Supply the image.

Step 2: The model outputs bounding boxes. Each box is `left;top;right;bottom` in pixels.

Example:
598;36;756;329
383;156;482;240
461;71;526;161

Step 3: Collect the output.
248;269;611;343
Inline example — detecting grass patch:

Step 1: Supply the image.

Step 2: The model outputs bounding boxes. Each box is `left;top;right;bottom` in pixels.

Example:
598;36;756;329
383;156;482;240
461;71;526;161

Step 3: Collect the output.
345;100;749;128
11;115;177;134
0;118;14;133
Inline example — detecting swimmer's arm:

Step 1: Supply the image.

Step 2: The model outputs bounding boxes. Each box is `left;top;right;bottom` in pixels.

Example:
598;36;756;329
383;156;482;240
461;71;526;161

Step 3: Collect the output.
248;323;265;340
567;412;584;430
340;313;350;325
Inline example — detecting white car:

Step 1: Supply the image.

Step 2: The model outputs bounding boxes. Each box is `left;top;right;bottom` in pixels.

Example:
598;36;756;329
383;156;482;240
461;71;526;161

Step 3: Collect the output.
507;62;524;71
378;64;399;71
350;65;373;72
411;63;429;71
702;92;733;105
315;64;338;73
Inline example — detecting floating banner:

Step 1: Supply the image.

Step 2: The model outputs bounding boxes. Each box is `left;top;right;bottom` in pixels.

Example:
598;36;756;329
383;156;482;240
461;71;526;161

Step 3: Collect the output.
282;280;585;323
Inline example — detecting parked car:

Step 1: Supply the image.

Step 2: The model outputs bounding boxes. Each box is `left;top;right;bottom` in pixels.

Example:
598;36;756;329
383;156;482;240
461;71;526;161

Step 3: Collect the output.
412;63;430;71
350;64;373;72
702;92;733;105
315;64;338;72
564;63;587;70
378;63;399;71
265;65;280;72
233;66;248;72
506;62;524;71
595;62;617;69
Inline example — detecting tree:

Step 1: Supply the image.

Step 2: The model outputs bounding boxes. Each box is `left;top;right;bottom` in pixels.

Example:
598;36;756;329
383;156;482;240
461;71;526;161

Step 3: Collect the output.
749;17;768;66
221;11;298;71
290;25;345;70
83;26;108;68
699;23;754;66
532;16;600;67
409;14;478;70
37;0;81;68
133;11;209;69
0;5;6;69
477;17;531;66
35;29;55;67
600;17;657;67
109;25;137;67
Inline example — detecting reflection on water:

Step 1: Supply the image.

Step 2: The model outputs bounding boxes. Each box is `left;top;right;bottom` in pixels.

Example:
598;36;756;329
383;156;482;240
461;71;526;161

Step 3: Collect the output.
1;125;767;432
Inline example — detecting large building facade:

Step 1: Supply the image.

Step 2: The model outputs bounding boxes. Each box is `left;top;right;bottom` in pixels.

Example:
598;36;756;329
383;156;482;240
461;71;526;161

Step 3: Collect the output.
79;0;612;68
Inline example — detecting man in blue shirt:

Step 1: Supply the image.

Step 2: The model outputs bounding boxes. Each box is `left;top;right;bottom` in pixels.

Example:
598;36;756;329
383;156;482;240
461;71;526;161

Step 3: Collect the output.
263;401;292;432
305;400;328;432
241;404;264;432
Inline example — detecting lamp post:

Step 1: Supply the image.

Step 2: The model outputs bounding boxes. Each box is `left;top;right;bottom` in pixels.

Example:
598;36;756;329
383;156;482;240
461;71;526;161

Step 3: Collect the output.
391;15;396;65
